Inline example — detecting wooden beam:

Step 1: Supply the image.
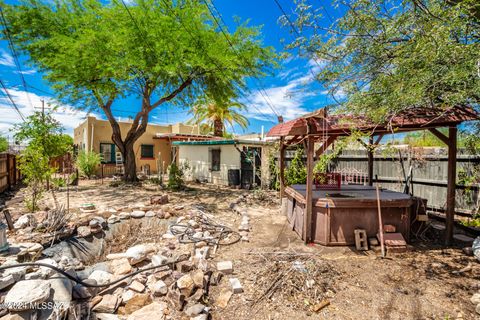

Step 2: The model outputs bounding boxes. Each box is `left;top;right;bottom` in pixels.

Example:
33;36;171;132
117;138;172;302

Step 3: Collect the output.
304;136;314;244
374;134;384;146
367;136;374;186
445;126;457;245
314;135;338;158
279;137;286;199
428;128;450;146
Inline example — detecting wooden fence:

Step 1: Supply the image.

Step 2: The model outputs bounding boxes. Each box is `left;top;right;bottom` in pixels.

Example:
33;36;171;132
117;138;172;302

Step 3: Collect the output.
0;153;20;193
282;148;480;214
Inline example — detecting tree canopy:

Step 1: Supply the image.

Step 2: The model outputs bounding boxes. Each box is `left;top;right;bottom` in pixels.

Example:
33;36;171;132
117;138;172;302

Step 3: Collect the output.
3;0;276;180
284;0;480;119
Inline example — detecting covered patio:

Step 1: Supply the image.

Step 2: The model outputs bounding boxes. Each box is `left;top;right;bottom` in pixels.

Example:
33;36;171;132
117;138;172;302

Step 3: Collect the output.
267;105;478;245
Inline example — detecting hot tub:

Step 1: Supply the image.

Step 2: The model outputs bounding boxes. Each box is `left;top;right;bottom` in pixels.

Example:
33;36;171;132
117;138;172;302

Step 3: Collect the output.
284;184;414;246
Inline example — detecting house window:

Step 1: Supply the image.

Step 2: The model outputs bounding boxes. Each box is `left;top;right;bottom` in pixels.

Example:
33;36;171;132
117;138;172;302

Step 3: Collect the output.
211;149;221;171
141;144;154;158
100;143;116;164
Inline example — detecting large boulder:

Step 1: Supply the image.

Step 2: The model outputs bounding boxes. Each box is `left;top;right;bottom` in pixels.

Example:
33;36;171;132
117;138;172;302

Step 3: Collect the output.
127;302;167;320
4;280;51;311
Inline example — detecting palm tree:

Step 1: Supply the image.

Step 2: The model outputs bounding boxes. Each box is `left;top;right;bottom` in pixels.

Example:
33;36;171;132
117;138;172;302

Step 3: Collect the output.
188;99;249;137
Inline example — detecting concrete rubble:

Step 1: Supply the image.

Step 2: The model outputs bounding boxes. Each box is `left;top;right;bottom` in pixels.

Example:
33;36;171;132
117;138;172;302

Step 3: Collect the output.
0;193;245;319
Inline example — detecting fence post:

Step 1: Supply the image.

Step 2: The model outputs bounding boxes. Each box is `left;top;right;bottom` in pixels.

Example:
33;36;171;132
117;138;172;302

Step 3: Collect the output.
6;154;11;190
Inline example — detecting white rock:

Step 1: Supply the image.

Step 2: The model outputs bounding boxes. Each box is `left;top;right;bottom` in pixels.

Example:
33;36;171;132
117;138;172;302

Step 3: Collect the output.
151;254;168;266
14;214;36;229
122;289;136;303
129;280;145;293
47;274;73;304
131;210;146;218
125;244;155;265
119;212;131;219
4;266;27;281
229;278;243;293
185;303;204;317
145;211;156;217
107;215;121;224
127;302;167;320
88;270;113;286
216;261;233;274
96;313;122;320
0;275;15;290
4;279;51;310
151;280;168;296
77;226;91;237
162;233;175;240
471;293;480;305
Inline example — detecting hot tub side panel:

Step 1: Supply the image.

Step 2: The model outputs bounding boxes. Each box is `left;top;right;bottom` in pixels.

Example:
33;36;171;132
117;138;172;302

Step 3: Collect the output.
325;206;410;245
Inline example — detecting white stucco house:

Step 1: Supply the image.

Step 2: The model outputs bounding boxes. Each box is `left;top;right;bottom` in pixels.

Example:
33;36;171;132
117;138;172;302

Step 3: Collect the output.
172;139;274;188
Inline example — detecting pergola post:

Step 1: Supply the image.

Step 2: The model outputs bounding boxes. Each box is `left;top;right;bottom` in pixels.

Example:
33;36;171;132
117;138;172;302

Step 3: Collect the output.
279;137;286;199
304;135;314;244
367;136;374;186
445;126;457;245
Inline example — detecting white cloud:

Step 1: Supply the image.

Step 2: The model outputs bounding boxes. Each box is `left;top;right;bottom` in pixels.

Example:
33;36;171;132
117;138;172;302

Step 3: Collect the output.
0;50;15;67
0;87;89;135
14;69;36;75
244;73;318;122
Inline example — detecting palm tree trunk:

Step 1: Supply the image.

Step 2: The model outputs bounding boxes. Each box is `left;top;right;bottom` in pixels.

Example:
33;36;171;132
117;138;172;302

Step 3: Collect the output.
213;119;224;137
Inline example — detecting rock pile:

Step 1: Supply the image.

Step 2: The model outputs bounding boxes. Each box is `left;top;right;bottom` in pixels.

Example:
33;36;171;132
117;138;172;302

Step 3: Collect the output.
0;195;244;320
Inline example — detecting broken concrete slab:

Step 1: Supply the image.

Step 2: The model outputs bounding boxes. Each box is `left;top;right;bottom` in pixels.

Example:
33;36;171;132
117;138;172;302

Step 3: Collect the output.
215;288;233;308
216;261;233;274
229;278;243;294
92;294;120;313
4;280;51;311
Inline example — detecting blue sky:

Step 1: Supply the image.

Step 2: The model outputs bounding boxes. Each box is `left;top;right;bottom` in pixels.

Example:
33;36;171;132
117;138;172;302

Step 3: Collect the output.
0;0;340;138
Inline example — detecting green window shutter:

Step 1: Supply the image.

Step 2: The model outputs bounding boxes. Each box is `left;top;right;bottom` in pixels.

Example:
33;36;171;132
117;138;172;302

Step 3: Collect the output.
110;144;116;163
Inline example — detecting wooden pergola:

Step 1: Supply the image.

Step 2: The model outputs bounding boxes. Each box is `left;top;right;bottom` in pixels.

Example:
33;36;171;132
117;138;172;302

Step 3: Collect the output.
267;105;479;245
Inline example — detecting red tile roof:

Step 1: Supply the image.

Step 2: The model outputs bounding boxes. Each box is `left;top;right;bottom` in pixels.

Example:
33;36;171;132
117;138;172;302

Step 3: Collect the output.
267;105;479;138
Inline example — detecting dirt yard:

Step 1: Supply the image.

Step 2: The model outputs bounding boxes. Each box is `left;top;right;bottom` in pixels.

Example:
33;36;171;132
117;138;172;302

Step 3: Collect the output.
3;180;479;319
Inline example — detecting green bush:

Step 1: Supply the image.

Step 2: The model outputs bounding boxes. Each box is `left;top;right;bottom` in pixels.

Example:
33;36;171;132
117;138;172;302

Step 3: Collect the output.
18;148;54;212
76;151;101;179
285;147;306;185
167;162;185;190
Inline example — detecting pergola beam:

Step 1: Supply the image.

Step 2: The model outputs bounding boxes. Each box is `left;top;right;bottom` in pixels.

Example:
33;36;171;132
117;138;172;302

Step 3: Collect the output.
304;136;314;244
315;135;338;158
428;128;450;145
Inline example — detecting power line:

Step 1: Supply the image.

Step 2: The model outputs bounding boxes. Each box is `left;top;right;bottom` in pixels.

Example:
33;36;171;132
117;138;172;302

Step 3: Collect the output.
205;0;281;120
0;6;35;110
0;79;26;121
273;0;324;72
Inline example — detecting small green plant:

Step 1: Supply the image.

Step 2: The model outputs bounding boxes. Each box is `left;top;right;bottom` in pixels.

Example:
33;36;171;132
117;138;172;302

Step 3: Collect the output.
51;177;67;189
285;146;307;185
76;151;101;179
167;162;185;190
18;148;54;212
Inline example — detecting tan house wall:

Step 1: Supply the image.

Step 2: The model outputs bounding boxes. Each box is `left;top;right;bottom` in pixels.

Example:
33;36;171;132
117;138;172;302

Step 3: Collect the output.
73;116;199;174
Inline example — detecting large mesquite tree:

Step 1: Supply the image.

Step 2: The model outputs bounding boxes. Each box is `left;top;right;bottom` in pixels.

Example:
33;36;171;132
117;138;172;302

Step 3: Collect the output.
283;0;480;119
3;0;275;181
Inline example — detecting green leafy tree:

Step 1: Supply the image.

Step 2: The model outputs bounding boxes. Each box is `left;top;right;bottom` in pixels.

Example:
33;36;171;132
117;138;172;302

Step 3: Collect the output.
188;98;249;137
18;148;55;212
0;136;8;152
14;110;72;159
76;151;101;179
4;0;276;182
283;0;480;119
